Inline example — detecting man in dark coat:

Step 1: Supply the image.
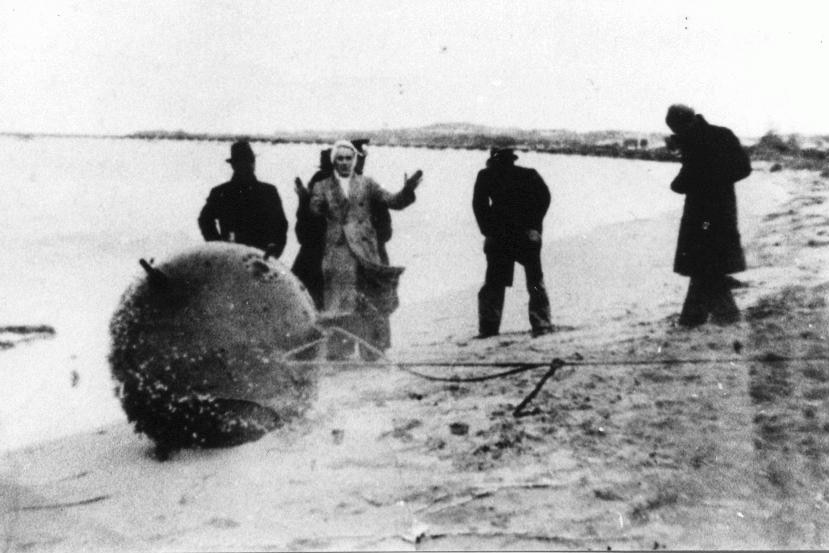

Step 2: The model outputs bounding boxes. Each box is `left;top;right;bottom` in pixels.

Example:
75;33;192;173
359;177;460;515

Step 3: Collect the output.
665;104;752;327
198;140;288;258
291;149;332;309
473;146;554;338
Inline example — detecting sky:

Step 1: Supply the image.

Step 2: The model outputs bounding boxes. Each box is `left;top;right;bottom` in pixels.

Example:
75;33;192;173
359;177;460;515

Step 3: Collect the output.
1;0;827;136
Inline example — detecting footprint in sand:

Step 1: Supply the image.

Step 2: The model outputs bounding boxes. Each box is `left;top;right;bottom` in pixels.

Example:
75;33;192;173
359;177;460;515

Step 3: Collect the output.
207;517;240;529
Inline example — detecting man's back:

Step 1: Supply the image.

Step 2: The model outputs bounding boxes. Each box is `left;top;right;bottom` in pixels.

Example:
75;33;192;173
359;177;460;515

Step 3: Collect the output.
473;163;551;240
673;117;751;191
199;177;288;254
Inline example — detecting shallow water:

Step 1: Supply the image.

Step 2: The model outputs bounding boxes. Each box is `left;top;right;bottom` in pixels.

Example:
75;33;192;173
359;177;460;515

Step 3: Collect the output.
0;137;783;450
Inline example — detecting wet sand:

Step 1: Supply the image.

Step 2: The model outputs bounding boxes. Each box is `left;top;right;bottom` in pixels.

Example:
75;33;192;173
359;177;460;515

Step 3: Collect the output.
2;166;828;550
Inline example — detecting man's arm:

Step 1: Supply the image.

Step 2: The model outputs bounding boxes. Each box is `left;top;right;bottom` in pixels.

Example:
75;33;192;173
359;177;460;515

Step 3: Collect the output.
719;129;752;183
472;170;491;236
670;163;693;194
198;190;222;241
265;187;288;258
369;172;420;210
309;179;328;218
531;169;551;228
294;178;326;246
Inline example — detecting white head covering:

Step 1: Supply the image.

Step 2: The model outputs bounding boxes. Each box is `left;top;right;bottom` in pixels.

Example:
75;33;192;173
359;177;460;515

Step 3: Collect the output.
330;140;358;177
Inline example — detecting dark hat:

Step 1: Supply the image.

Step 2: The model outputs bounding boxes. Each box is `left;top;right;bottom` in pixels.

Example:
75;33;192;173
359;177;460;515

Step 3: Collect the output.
488;146;518;162
226;140;255;163
351;138;370;154
665;104;696;131
319;148;333;170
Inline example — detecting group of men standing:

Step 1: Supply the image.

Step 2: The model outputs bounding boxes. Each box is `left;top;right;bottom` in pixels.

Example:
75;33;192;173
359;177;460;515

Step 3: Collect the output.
198;139;422;359
198;103;753;359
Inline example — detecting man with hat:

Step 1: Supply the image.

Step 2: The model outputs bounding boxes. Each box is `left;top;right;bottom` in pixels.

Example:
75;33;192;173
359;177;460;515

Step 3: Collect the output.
472;143;553;338
198;140;288;258
665;104;752;327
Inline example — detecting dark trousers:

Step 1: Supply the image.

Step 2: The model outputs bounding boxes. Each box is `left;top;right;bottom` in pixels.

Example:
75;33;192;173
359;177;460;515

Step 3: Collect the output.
678;274;740;327
478;248;552;335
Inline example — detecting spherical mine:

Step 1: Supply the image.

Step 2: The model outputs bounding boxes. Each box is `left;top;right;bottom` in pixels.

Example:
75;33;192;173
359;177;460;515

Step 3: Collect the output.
109;243;321;458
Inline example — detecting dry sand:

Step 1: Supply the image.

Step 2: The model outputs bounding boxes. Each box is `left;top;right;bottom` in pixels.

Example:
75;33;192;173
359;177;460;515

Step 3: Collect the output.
2;167;829;551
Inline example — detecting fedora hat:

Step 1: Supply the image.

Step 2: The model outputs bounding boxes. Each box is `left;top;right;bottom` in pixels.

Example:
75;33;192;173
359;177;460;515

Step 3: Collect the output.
319;148;333;171
351;138;370;154
488;146;518;162
226;140;255;164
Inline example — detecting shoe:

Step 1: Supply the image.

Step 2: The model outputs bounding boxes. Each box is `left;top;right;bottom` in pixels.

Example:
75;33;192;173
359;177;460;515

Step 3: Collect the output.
724;276;747;289
531;326;554;338
474;331;499;339
711;313;741;326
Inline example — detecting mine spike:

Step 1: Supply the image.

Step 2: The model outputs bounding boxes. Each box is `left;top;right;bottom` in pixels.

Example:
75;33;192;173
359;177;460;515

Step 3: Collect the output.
139;258;169;289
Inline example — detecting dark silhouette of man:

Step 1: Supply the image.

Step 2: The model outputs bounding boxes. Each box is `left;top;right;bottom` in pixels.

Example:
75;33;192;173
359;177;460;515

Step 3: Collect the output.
292;148;332;308
198;140;288;258
473;145;553;338
665;104;752;327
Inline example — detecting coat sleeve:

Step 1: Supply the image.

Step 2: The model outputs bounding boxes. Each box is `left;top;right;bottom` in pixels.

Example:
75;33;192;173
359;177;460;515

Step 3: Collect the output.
264;187;288;258
669;163;694;194
368;177;415;210
295;180;325;246
670;143;709;194
198;189;222;241
531;169;551;231
472;170;491;236
309;180;328;217
718;129;752;183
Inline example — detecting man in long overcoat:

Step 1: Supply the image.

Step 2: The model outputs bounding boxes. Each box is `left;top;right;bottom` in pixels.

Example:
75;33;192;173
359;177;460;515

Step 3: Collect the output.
665;104;752;327
198;140;288;257
309;140;422;358
473;146;553;338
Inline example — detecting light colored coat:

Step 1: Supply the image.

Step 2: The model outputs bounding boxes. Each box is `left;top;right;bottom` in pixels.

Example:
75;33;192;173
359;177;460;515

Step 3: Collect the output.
310;174;415;321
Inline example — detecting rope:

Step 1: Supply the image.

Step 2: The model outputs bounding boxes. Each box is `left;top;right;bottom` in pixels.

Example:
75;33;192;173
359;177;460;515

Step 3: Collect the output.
396;362;551;382
277;325;828;415
280;354;828;377
513;360;566;417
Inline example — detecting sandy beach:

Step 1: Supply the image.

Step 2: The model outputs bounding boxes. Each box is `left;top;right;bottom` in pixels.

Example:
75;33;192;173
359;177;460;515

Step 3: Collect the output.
2;163;828;551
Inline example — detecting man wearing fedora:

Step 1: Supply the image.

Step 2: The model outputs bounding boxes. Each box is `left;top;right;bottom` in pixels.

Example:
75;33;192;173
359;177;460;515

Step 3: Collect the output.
198;140;288;258
472;144;553;338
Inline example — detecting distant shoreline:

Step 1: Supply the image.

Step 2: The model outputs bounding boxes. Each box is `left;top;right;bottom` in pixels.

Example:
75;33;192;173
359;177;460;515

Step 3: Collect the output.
2;126;827;171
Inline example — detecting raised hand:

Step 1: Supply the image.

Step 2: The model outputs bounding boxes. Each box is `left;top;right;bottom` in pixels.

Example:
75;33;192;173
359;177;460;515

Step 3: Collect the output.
310;193;326;214
294;177;308;198
404;169;423;191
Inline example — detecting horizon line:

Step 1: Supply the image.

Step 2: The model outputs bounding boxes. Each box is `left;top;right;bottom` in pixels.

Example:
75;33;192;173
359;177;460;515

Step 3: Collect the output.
2;124;823;140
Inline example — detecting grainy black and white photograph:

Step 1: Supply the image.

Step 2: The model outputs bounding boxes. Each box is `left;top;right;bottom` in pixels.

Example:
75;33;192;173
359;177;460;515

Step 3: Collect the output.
1;1;828;550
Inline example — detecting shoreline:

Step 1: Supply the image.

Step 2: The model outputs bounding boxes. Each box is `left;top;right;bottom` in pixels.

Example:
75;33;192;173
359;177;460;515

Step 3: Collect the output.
3;130;827;173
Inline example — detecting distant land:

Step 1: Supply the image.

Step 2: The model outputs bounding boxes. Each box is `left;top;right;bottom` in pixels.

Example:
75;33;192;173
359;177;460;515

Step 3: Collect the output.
2;123;828;170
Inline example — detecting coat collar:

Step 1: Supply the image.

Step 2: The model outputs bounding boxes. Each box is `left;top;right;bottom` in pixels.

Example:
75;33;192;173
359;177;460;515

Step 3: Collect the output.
229;173;259;188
